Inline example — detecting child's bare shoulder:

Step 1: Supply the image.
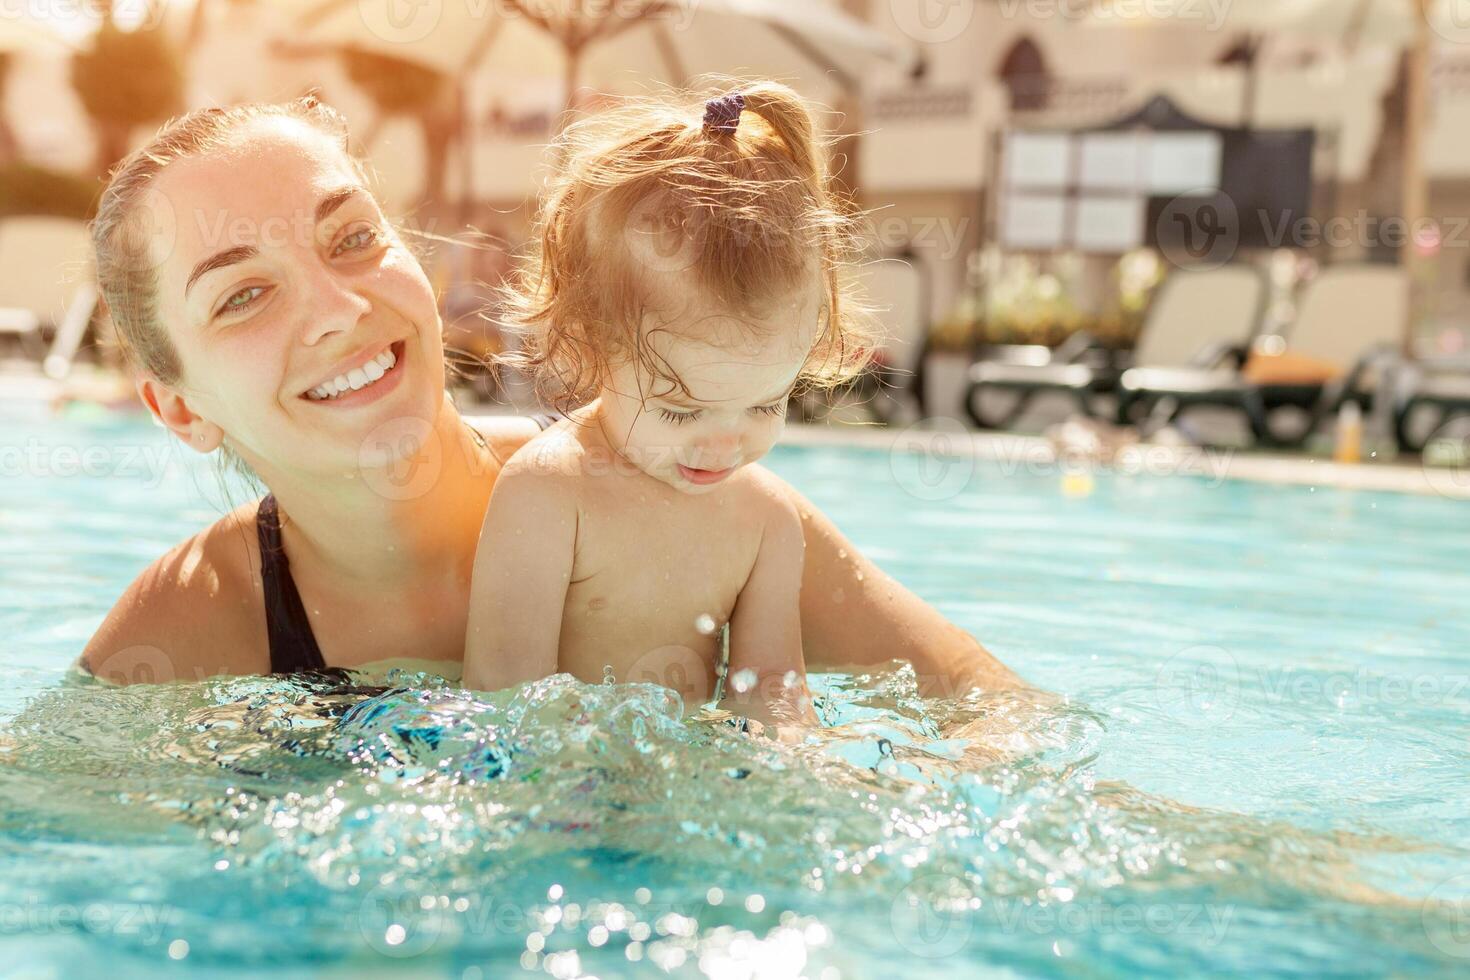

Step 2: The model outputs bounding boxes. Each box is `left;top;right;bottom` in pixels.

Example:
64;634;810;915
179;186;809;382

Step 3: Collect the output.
726;464;803;527
489;427;592;511
502;424;586;477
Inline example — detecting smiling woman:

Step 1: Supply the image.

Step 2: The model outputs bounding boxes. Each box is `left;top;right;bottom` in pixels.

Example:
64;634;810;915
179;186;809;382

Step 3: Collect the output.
78;95;1021;696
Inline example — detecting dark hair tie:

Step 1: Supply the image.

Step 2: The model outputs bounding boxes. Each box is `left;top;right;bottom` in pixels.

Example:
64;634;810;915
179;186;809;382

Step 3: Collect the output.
702;92;745;136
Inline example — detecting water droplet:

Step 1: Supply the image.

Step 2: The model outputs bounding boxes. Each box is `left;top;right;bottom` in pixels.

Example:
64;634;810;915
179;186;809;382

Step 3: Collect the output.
731;668;757;693
167;940;189;960
602;665;616;685
694;613;718;635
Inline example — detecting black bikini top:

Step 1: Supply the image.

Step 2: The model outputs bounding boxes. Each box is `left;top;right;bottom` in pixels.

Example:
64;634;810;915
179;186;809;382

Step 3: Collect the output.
257;414;561;674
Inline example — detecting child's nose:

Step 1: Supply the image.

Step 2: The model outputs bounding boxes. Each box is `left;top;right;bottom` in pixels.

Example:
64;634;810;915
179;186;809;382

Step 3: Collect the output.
696;429;742;459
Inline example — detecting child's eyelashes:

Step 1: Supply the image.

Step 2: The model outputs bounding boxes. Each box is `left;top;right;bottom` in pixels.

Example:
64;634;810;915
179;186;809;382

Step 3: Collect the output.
657;408;700;425
655;403;787;424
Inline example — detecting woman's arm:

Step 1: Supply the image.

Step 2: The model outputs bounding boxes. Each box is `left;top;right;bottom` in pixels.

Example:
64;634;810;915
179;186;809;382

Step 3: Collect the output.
762;470;1027;697
79;506;271;684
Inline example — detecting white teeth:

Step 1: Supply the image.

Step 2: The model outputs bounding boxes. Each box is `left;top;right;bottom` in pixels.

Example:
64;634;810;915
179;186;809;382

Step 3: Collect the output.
305;344;399;401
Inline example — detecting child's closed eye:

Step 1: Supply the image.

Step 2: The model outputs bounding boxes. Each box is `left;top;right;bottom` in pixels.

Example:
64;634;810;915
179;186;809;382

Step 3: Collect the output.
655;403;785;424
657;408;700;425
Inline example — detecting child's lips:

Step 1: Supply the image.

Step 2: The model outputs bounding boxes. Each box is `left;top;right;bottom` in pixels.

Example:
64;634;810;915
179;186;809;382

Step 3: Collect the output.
677;463;735;486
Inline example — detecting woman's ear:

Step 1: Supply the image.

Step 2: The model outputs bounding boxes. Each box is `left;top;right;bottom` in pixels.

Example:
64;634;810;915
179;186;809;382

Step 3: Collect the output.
136;377;224;453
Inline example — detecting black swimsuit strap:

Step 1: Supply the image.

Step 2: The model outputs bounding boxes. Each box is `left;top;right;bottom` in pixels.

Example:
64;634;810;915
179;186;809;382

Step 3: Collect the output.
256;494;328;675
254;415;561;676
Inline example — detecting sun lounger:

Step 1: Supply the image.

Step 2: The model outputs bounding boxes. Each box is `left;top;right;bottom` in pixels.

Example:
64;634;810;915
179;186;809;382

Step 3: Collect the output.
1119;265;1409;446
965;264;1267;429
0;217;96;372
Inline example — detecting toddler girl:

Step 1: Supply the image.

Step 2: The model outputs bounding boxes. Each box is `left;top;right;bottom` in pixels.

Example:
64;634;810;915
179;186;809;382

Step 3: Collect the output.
463;82;873;726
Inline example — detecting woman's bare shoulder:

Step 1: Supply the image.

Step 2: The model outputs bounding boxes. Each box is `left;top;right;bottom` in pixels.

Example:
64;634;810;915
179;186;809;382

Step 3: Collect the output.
79;499;272;684
462;413;543;464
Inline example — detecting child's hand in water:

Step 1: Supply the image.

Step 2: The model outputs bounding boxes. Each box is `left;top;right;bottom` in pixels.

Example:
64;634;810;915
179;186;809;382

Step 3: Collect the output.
730;714;814;746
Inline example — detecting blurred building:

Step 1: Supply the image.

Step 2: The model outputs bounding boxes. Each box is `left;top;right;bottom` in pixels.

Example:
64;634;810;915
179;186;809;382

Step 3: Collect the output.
4;1;1470;346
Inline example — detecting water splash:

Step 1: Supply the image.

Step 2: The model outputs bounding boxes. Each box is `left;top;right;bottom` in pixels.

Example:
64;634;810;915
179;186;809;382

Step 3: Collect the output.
0;665;1458;976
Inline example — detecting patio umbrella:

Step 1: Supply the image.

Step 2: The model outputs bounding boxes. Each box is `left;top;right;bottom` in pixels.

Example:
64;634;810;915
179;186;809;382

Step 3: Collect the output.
285;0;913;106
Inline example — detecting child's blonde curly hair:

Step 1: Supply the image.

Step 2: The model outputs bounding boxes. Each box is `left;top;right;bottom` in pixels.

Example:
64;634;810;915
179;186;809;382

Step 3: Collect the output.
501;80;876;411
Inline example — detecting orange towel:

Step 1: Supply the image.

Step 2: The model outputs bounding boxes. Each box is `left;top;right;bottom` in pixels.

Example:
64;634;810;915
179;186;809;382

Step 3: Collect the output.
1241;350;1342;385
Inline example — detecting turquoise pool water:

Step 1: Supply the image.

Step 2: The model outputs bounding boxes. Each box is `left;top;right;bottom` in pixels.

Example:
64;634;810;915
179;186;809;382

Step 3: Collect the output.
1;409;1467;977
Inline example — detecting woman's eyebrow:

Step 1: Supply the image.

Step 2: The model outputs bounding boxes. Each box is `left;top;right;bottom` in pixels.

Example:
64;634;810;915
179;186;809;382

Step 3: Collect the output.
183;188;367;299
185;245;257;299
316;186;362;223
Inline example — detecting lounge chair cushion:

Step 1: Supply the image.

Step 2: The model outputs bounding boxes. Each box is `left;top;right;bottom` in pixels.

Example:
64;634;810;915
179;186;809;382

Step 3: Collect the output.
1118;366;1243;396
969;362;1098;390
1241;351;1342;385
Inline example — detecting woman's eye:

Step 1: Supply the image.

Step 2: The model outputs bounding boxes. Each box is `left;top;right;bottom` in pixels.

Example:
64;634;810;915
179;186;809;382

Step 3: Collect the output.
333;226;380;256
215;285;267;317
753;403;786;418
657;408;700;425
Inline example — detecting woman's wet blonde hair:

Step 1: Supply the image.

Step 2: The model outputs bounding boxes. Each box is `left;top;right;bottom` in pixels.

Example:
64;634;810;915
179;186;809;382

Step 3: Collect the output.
501;80;876;411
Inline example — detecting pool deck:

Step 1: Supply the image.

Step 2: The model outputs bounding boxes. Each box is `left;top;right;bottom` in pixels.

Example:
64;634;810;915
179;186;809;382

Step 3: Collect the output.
4;359;1465;501
777;421;1470;501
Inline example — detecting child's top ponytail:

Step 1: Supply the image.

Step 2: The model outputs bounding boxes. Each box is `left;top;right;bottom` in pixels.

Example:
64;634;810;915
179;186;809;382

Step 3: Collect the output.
501;79;875;412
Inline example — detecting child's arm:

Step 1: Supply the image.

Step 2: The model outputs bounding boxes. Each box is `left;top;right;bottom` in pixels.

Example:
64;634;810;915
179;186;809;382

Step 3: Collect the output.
462;459;577;692
725;478;819;727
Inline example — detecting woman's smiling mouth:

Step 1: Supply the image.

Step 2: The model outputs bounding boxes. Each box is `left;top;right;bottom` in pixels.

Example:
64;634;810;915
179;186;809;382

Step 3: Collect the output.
302;340;406;405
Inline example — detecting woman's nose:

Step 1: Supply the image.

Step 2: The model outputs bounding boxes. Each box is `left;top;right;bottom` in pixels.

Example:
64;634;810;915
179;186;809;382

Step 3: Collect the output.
298;266;372;346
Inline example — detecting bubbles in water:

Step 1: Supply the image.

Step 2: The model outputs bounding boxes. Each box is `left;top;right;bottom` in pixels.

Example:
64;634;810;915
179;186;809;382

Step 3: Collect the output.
0;662;1445;975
